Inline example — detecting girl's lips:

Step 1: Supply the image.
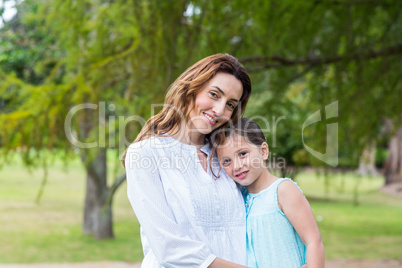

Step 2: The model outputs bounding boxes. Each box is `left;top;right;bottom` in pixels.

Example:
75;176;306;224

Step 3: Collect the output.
235;171;248;179
203;113;217;125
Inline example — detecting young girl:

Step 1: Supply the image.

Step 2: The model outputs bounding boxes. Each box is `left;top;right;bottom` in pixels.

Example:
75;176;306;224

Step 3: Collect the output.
214;118;325;268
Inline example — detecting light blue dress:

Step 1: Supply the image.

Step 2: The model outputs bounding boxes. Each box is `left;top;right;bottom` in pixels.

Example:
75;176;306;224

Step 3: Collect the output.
244;178;306;268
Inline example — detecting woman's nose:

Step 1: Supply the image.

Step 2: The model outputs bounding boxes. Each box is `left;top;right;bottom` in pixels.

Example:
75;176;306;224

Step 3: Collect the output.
212;100;226;116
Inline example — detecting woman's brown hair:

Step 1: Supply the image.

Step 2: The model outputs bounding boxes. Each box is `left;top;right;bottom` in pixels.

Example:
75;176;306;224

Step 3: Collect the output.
122;53;252;166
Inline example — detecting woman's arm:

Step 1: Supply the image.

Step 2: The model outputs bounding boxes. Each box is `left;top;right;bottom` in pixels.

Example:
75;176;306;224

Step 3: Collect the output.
126;143;246;268
208;258;249;268
278;181;325;268
126;144;215;267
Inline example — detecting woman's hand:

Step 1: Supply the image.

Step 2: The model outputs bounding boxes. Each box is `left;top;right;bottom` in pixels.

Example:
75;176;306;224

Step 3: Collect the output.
208;258;249;268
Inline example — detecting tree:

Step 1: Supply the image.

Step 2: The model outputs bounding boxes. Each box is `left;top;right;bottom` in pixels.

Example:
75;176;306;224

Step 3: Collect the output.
183;0;402;182
235;0;402;182
0;0;223;239
383;119;402;185
1;0;401;240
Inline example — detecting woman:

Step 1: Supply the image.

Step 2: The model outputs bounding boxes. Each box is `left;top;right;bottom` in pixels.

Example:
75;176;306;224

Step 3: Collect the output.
124;54;252;268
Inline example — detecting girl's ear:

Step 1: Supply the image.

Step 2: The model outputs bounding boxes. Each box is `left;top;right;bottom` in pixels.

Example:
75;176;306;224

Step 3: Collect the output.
261;142;269;161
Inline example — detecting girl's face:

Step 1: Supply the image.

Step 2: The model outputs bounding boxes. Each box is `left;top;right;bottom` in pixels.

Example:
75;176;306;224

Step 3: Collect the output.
217;135;269;189
188;73;243;136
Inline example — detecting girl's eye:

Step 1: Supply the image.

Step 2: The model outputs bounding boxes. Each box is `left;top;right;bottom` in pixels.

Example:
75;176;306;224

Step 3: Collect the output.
239;152;247;157
222;159;231;166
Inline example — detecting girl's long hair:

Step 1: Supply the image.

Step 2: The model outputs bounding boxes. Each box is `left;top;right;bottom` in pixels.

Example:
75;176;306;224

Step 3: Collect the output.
122;53;252;166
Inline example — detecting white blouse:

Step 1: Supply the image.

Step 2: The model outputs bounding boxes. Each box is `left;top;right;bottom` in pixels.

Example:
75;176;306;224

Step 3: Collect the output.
125;135;246;268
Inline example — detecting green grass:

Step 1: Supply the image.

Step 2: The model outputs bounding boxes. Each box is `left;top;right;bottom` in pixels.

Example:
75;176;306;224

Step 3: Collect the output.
296;172;402;259
0;158;401;263
0;155;142;263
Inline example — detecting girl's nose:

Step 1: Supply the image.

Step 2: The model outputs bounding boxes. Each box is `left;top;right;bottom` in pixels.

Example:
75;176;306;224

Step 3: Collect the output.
233;158;243;171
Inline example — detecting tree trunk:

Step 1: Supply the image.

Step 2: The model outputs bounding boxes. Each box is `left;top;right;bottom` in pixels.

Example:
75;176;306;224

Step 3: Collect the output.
82;148;114;239
384;127;402;185
357;141;379;176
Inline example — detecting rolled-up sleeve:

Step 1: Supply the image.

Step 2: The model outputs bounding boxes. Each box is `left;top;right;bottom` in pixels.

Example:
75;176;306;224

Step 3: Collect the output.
125;143;216;268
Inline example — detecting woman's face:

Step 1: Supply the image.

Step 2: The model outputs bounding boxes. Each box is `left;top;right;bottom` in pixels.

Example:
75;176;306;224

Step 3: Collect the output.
188;73;243;136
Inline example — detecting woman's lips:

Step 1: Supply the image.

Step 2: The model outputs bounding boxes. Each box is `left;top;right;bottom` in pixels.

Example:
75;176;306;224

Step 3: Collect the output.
203;112;217;125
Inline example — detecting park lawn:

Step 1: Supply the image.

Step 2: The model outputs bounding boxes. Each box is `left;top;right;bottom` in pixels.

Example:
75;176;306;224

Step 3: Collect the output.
0;154;143;263
0;156;401;263
296;171;402;259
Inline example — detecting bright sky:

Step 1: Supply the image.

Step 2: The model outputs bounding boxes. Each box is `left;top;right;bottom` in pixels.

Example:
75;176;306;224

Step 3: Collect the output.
0;0;17;28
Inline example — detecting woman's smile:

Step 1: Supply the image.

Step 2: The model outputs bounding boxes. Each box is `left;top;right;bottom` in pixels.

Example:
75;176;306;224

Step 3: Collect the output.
203;112;218;125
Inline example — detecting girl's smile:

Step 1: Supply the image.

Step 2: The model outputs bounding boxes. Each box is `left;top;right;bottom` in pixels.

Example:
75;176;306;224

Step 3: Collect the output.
235;170;249;179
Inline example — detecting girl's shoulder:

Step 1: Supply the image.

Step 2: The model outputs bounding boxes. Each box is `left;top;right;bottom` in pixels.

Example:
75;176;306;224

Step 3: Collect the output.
276;178;303;200
276;178;305;212
276;178;303;193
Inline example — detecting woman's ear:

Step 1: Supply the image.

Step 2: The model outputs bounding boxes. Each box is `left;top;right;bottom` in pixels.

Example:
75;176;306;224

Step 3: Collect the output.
261;142;269;161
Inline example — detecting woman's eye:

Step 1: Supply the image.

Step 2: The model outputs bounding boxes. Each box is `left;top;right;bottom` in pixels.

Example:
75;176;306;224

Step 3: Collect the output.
210;92;219;98
227;102;235;110
239;152;247;157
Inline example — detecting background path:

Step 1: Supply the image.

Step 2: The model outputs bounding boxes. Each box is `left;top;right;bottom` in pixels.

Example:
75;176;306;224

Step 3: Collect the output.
1;259;402;268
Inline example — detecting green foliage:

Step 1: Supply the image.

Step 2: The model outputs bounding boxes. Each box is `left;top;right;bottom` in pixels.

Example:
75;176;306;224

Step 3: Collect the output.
0;3;400;239
0;0;58;84
236;0;401;168
1;0;401;170
375;147;389;168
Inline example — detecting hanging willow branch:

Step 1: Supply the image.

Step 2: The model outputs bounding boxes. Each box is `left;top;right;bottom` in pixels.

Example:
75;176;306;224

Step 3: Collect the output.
241;44;402;72
35;160;48;205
